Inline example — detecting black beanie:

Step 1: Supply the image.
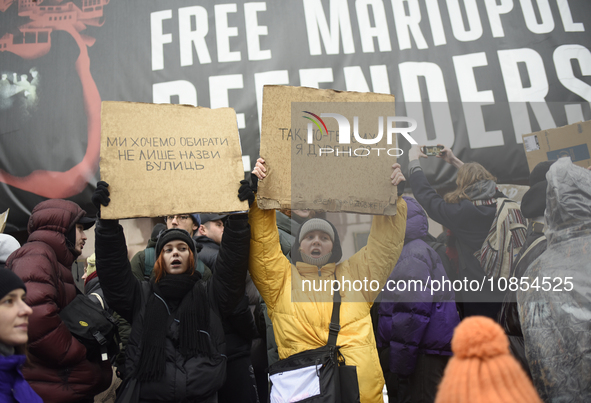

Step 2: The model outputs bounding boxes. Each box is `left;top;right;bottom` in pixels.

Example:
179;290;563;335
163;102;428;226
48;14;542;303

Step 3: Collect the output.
156;228;196;257
0;268;26;301
529;160;555;187
150;223;167;242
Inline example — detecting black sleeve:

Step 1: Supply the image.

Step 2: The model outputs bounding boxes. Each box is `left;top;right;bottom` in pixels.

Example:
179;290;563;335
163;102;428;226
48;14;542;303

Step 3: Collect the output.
409;169;467;234
95;220;143;324
226;295;259;341
197;245;219;272
209;214;251;318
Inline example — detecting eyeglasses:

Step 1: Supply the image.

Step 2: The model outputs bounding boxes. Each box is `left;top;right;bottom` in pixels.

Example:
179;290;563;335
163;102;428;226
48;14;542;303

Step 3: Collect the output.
165;214;191;222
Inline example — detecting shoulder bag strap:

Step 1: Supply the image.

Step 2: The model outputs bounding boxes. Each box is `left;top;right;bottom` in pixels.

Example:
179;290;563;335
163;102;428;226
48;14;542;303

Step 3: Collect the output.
90;292;106;310
144;247;156;277
514;235;546;269
327;291;341;347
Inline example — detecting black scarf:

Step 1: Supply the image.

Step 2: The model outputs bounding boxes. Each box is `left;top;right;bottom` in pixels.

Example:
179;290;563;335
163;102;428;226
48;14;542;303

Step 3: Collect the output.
135;272;212;381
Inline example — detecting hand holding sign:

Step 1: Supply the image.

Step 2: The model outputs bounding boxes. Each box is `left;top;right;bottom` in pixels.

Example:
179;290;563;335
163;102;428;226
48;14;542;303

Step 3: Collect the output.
252;158;266;181
391;163;405;186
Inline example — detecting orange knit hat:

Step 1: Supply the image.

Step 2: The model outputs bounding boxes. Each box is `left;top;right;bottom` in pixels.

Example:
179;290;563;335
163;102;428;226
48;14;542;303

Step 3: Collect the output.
435;316;542;403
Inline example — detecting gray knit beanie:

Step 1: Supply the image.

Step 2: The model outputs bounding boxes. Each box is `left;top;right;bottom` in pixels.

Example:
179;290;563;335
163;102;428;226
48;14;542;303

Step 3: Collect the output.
299;219;335;243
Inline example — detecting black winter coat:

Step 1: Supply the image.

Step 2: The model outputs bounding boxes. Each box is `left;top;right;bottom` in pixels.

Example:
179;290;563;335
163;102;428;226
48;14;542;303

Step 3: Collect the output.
96;215;250;402
194;236;220;271
410;169;505;318
195;235;258;361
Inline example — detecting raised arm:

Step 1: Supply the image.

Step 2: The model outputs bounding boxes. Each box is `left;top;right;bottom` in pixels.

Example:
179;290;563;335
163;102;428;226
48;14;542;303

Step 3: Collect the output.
95;220;143;324
248;158;291;312
407;145;468;232
92;182;142;323
210;212;251;318
346;163;408;303
347;200;407;303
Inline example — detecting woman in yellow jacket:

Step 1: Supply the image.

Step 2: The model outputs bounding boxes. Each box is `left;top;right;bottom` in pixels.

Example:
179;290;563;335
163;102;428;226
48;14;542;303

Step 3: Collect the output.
250;158;407;403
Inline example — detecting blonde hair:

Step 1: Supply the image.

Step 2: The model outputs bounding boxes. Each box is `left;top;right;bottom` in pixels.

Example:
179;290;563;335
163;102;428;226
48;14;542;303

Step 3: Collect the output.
444;162;497;204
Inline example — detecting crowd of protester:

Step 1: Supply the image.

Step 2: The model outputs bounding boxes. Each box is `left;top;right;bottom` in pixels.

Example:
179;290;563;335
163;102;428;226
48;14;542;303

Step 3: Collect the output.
1;146;590;403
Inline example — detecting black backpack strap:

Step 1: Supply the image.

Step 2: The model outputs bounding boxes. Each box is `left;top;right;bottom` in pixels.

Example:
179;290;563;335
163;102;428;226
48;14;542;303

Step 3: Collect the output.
144;247;156;277
327;291;341;347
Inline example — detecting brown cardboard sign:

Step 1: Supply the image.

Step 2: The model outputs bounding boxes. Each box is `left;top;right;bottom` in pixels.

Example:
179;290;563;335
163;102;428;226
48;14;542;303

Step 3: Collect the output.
258;86;400;215
522;121;591;172
100;101;247;219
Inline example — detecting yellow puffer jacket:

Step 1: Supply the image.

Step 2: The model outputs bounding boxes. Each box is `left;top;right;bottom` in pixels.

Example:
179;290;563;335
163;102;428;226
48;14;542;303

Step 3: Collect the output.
249;197;407;403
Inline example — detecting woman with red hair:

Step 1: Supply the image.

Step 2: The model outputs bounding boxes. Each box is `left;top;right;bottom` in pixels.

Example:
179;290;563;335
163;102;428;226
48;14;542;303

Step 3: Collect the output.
92;181;251;402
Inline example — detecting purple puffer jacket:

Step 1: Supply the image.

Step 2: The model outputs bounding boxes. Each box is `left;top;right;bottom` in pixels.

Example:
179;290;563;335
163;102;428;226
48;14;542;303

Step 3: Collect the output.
377;197;460;376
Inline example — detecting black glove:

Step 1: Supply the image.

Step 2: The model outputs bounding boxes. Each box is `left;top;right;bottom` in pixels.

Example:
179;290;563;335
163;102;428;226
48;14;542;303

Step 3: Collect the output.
397;179;406;197
92;181;119;229
92;181;111;209
238;179;255;207
250;173;258;194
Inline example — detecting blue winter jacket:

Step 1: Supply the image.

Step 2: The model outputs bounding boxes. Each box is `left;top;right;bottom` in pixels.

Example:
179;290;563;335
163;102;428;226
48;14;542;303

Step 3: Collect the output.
377;197;460;376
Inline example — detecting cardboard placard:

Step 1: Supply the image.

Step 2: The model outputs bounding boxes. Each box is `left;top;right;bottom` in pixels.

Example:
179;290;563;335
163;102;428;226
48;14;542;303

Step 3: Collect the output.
522;121;591;172
0;209;8;233
100;101;247;219
258;86;399;215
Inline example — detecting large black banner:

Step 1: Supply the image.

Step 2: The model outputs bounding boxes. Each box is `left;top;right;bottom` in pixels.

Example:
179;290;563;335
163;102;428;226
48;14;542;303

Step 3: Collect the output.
1;0;590;230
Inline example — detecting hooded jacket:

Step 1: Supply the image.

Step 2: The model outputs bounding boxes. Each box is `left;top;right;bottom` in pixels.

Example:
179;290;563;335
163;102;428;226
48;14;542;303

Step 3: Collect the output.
6;199;111;403
248;197;407;403
517;157;591;402
498;161;553;378
95;215;250;402
377;197;459;377
498;223;545;378
409;168;504;317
